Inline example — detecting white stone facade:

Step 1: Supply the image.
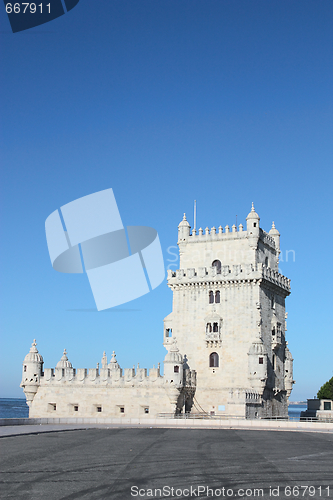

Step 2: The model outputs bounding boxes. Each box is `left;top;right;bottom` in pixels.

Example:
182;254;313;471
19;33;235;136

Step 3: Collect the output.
21;204;294;419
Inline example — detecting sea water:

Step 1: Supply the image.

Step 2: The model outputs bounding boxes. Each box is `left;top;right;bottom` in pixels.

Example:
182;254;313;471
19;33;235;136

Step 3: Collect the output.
0;398;29;418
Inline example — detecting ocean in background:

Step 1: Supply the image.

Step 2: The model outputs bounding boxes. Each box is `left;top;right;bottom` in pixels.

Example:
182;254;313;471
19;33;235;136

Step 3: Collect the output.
0;398;29;418
0;398;307;420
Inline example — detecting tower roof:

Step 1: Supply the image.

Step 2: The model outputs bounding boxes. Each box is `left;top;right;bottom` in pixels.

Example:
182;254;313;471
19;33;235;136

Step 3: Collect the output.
178;213;190;228
269;221;280;236
164;338;183;363
246;202;260;221
56;349;73;369
24;339;43;364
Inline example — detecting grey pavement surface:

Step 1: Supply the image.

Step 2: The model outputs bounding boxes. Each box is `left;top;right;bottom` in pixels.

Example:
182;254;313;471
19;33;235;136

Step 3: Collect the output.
1;427;332;500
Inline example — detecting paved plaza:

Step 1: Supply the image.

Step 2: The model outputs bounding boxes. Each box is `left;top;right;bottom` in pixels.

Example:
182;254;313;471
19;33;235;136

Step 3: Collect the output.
1;427;332;499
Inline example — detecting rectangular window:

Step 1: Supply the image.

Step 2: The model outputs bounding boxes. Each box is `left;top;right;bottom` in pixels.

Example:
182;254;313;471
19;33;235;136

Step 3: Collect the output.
120;407;125;413
97;406;102;413
144;407;149;414
324;402;331;411
259;357;263;364
174;365;179;373
74;405;79;412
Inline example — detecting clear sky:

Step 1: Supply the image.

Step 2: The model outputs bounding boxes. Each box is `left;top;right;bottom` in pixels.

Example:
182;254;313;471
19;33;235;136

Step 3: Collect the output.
0;0;332;402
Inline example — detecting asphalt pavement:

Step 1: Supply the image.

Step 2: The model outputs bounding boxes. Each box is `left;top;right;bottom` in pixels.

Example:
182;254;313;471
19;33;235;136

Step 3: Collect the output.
1;427;332;500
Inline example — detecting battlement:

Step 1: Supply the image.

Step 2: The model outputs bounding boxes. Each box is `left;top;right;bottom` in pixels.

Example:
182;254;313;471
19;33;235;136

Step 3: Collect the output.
167;262;290;293
41;364;162;386
180;224;276;248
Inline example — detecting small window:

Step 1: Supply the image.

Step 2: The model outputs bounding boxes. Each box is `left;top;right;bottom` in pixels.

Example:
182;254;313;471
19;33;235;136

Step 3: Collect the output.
265;257;268;267
324;402;331;411
212;260;221;274
213;322;219;333
166;328;171;337
144;407;149;414
206;323;212;333
97;406;102;413
259;357;263;365
272;354;276;370
215;291;220;303
209;352;219;368
209;291;214;304
24;365;27;372
120;407;125;413
271;296;275;309
74;405;79;412
272;327;276;336
253;223;257;227
174;365;179;373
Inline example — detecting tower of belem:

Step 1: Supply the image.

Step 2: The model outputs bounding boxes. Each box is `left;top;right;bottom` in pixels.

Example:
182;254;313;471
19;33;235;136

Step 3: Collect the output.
21;204;294;419
163;204;294;418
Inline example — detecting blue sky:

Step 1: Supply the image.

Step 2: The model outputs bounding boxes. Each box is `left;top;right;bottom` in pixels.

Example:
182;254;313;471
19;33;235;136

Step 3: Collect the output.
0;0;332;401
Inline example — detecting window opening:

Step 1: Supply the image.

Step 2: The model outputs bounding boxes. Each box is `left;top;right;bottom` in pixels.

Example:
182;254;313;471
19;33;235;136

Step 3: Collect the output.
259;357;263;364
213;322;219;333
209;352;219;368
97;406;102;413
215;291;220;303
209;291;214;304
174;366;179;373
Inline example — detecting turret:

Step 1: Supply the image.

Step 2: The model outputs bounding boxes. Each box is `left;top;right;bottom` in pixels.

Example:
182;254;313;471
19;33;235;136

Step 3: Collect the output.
248;338;267;393
164;339;184;408
246;203;260;248
20;339;43;406
269;221;280;264
178;213;191;242
164;339;183;385
108;351;122;379
55;349;74;380
284;344;295;398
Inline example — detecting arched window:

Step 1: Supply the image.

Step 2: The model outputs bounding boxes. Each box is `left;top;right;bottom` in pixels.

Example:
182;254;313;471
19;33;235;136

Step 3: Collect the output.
265;257;268;267
206;323;212;333
209;352;219;368
213;322;219;333
209;291;214;304
212;260;221;274
174;365;179;373
215;291;220;303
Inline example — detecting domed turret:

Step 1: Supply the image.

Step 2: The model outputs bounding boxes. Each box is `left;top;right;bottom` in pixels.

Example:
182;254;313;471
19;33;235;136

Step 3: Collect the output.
164;339;183;385
246;202;260;247
108;350;121;370
269;221;280;259
20;340;43;406
178;213;191;242
56;349;72;369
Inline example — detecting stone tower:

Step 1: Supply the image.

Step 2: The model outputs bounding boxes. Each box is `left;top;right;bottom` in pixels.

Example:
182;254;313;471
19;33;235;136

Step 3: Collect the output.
164;204;294;418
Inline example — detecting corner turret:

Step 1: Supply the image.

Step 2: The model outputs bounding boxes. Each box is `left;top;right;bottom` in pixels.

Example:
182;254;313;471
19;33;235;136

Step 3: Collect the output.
269;221;280;262
178;213;191;242
20;339;43;406
246;203;260;248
